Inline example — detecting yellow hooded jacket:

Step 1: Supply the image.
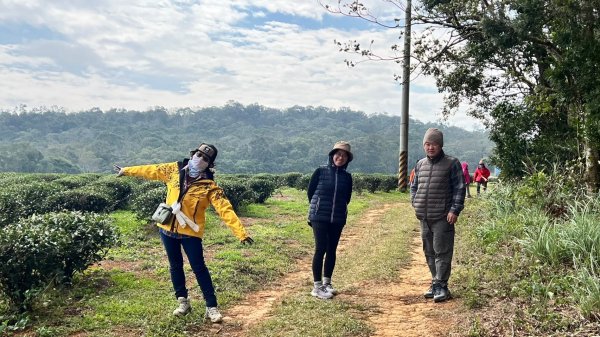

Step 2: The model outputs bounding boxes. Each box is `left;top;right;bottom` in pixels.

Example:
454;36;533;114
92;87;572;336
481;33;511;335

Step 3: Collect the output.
123;162;249;241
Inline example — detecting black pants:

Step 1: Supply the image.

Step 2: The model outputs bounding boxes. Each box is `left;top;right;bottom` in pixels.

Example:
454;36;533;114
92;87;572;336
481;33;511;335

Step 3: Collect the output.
311;222;344;282
477;181;488;194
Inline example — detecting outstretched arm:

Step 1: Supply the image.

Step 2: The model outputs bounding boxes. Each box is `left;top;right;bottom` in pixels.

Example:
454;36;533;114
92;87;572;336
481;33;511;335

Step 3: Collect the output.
209;187;252;243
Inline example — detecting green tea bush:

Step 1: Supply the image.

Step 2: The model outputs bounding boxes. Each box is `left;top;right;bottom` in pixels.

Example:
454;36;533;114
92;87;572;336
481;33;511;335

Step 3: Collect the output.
376;174;398;192
0;221;63;311
47;212;118;283
278;172;303;188
351;174;397;194
12;182;63;215
218;179;251;211
32;173;65;182
0;211;118;311
0;182;61;227
47;188;113;213
352;174;366;195
0;174;35;186
363;175;381;193
91;176;134;209
0;172;19;183
52;174;102;189
293;174;311;191
246;178;276;203
129;187;166;221
0;192;19;228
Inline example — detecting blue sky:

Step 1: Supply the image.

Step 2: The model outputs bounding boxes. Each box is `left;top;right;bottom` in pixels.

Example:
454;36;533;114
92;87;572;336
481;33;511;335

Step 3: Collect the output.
0;0;482;130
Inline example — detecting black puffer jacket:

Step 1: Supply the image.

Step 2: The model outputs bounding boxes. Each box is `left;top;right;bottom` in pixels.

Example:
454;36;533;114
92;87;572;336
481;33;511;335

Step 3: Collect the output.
307;156;353;225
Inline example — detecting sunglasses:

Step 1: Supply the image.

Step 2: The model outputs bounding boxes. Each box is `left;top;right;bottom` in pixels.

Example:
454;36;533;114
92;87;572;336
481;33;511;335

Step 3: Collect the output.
193;151;210;161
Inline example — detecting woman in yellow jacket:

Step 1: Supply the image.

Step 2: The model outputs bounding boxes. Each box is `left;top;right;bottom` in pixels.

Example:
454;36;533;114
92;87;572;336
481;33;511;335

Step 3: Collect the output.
115;143;253;323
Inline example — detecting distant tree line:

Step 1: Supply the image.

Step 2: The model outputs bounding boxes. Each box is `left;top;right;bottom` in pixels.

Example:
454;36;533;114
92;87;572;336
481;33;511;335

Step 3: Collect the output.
0;102;494;174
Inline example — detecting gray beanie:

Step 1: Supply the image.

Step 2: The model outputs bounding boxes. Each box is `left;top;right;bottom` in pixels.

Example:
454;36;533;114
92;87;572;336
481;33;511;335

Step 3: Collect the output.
423;128;443;147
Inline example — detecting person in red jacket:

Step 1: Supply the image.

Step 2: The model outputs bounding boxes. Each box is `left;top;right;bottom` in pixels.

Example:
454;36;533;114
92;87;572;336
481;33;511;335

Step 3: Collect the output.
473;159;491;196
461;162;472;198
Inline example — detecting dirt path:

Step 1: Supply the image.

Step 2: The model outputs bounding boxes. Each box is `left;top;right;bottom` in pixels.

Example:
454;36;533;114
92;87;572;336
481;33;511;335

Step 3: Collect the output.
348;235;461;337
221;202;461;337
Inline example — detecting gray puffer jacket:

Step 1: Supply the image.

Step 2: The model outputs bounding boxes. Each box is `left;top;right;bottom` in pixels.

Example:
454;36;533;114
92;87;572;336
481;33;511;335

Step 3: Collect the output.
410;151;465;221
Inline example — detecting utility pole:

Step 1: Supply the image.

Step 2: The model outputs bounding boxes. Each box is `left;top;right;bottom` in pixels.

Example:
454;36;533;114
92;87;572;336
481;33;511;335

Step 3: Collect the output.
398;0;412;191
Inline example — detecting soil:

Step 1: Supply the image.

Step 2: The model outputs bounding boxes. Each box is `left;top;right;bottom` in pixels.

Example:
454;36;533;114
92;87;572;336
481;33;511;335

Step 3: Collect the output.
219;202;463;337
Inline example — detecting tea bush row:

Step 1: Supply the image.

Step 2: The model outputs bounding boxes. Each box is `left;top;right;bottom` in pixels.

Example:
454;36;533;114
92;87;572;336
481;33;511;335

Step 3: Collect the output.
0;211;118;312
0;172;399;226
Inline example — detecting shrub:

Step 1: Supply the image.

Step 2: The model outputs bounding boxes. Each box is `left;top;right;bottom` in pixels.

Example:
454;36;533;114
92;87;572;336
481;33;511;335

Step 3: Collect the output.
129;187;167;221
90;175;134;210
246;178;276;203
376;174;398;192
0;192;20;228
0;221;63;311
47;212;118;283
47;188;113;213
0;181;61;228
0;211;118;311
279;172;303;188
352;174;366;195
52;174;102;189
293;174;311;191
218;179;252;211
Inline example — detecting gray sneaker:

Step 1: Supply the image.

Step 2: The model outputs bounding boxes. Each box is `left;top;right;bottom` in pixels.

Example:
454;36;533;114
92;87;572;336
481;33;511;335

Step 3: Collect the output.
311;285;333;299
173;297;191;316
324;283;338;295
205;306;223;323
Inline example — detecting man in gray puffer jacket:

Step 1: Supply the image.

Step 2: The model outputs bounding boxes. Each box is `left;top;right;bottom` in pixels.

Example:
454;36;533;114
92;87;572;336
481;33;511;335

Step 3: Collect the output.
410;128;466;302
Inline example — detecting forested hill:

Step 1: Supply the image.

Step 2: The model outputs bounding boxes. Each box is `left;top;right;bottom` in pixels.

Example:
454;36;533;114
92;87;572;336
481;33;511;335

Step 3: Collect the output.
0;103;493;174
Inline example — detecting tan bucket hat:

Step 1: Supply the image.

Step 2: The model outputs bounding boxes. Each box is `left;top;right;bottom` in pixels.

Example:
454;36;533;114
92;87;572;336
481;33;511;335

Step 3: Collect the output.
329;141;353;162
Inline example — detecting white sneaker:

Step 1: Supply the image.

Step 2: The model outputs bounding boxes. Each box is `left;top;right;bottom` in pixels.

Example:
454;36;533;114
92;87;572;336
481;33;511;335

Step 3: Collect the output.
324;283;338;295
173;297;191;316
205;306;223;323
311;285;333;299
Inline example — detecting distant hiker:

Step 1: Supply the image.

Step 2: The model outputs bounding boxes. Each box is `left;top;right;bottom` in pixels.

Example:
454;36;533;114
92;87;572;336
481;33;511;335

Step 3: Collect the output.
410;128;465;303
114;143;254;323
409;160;418;186
461;161;472;198
307;141;353;299
473;159;491;196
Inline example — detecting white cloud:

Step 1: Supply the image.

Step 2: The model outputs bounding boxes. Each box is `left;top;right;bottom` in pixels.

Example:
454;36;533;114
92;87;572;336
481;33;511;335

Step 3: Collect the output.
0;0;482;130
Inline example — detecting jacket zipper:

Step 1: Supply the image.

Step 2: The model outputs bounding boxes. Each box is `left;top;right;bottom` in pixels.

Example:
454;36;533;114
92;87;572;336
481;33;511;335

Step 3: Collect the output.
425;159;433;219
331;167;338;223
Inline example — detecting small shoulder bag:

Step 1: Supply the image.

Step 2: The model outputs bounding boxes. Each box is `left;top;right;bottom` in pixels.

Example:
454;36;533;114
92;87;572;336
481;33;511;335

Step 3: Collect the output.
151;160;189;225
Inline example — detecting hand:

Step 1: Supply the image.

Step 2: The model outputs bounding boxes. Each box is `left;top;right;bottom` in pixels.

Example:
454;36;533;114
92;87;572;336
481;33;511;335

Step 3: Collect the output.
241;237;254;245
447;212;458;225
113;164;124;177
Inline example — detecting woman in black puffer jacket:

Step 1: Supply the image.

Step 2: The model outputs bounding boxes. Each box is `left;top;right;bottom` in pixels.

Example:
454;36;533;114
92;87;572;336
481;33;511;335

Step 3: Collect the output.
307;141;353;299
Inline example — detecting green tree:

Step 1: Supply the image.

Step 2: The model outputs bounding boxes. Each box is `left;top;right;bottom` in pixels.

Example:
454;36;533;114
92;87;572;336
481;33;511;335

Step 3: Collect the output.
324;0;600;191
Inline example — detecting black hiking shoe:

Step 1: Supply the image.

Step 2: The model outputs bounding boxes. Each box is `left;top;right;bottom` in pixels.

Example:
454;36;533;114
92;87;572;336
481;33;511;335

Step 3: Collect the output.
424;283;438;299
434;285;451;303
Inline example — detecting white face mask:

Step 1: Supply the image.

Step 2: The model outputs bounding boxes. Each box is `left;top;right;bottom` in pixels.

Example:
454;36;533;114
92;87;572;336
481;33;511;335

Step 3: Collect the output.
189;154;210;177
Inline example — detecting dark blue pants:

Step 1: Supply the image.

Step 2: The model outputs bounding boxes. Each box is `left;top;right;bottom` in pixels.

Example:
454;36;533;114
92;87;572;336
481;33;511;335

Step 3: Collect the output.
311;222;344;282
160;229;217;307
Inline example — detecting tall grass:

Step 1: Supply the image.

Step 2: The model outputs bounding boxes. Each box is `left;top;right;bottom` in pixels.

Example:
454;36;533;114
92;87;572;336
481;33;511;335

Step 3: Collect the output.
457;168;600;334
